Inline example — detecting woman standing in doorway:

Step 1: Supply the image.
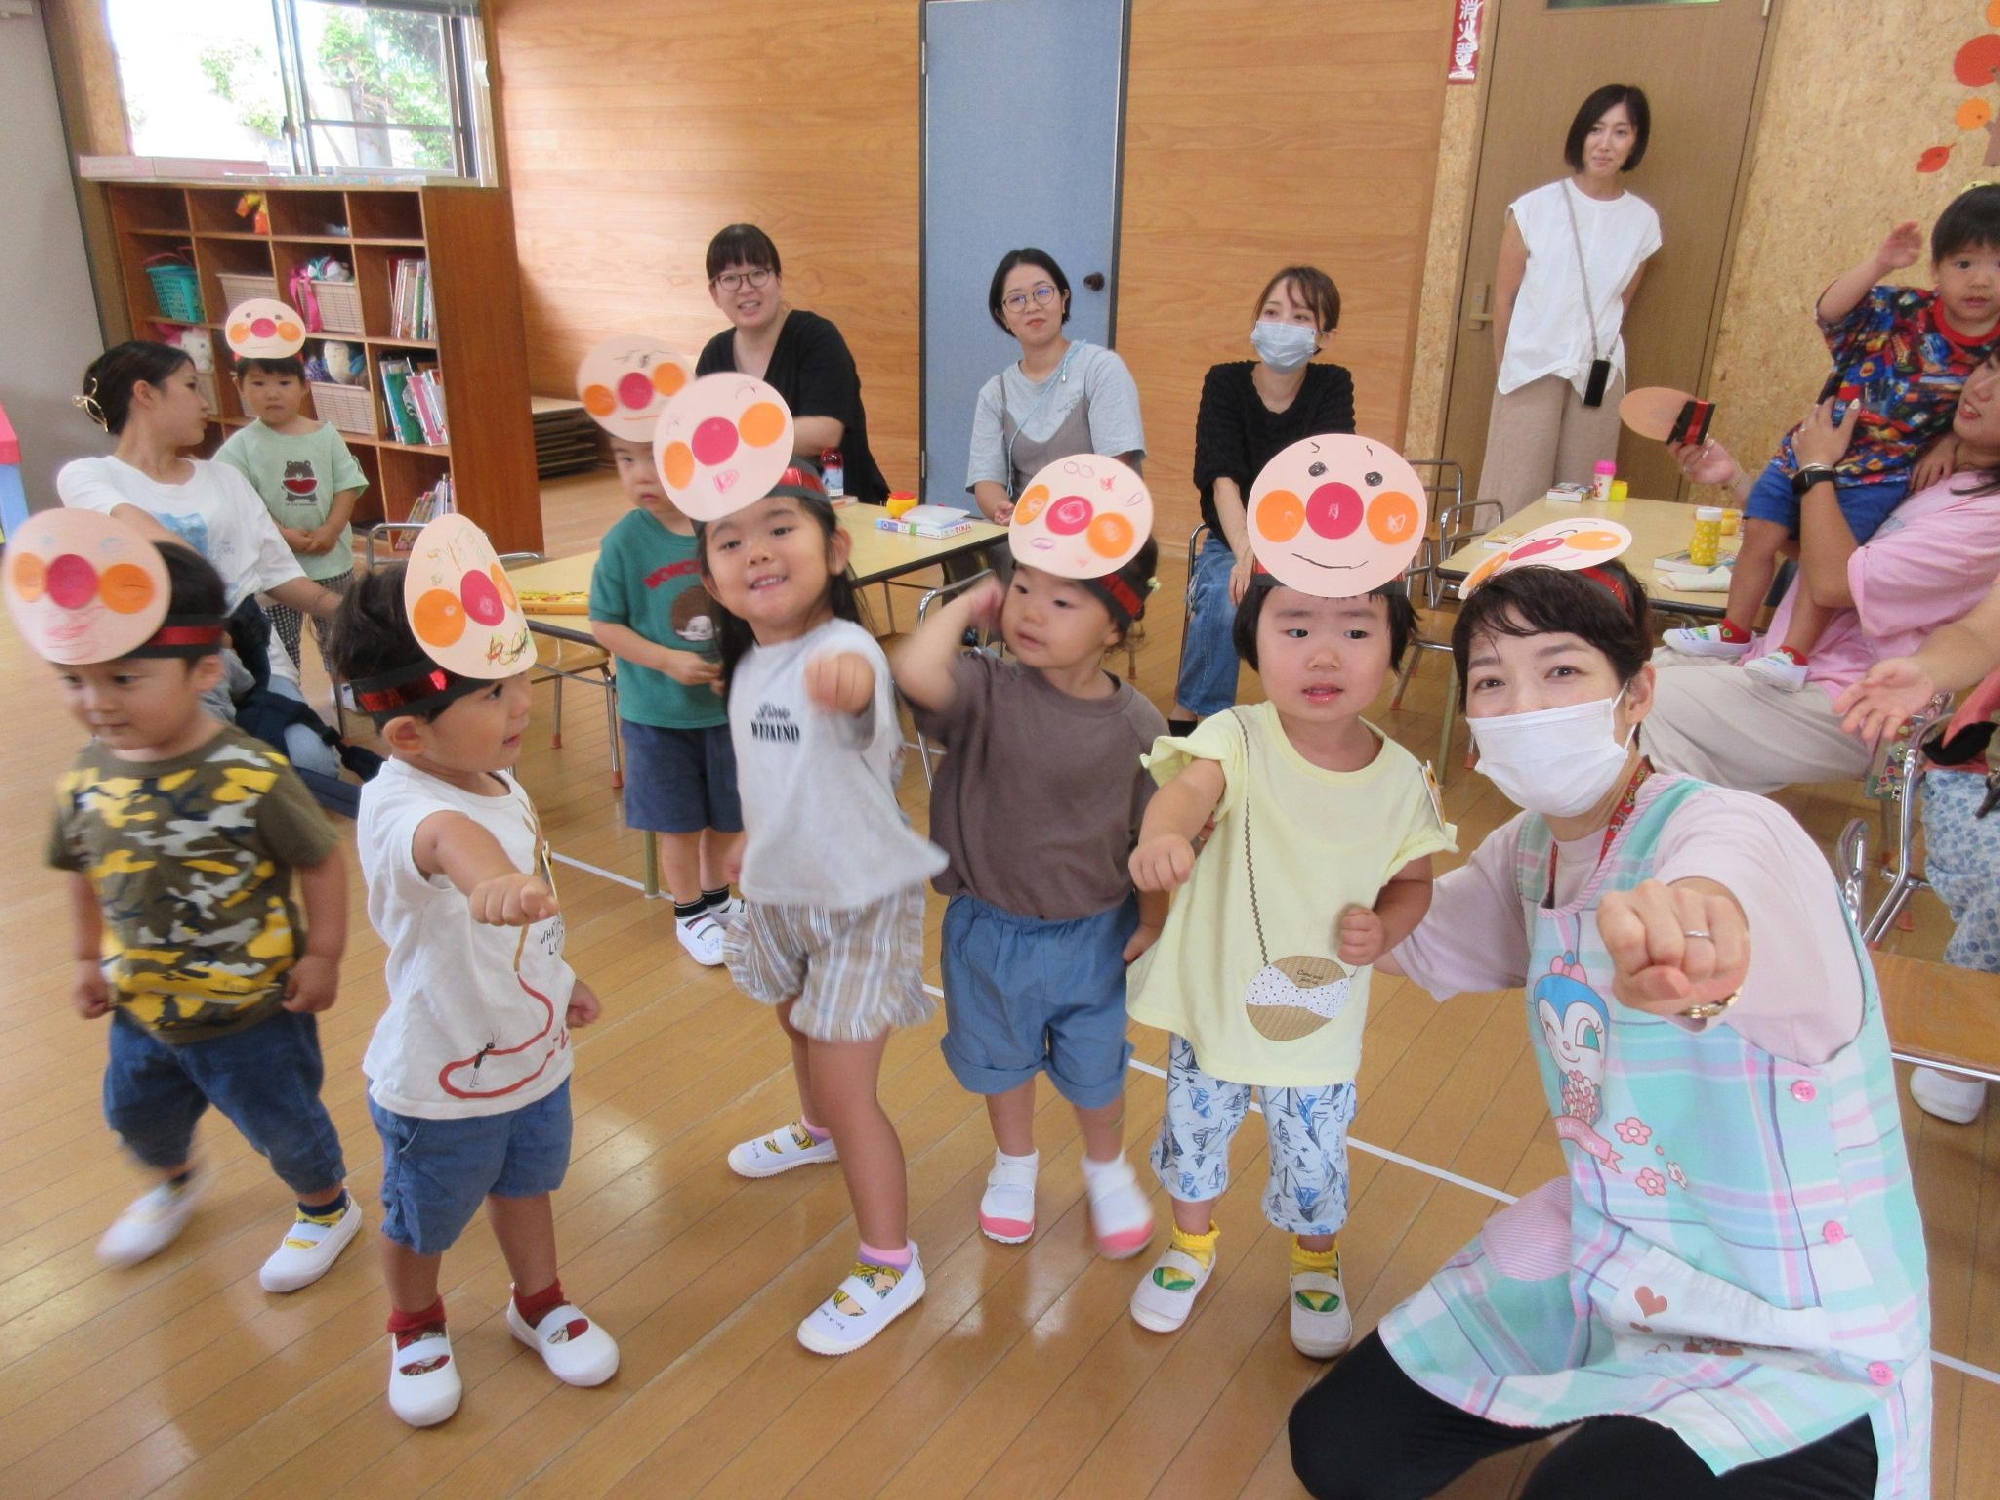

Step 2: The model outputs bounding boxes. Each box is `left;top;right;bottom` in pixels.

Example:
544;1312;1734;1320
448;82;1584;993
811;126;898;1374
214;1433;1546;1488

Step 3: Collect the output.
964;247;1145;522
697;223;890;504
1481;84;1661;519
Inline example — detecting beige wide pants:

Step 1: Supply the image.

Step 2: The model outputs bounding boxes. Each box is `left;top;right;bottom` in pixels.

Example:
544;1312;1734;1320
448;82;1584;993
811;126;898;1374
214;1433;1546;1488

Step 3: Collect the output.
1477;371;1626;520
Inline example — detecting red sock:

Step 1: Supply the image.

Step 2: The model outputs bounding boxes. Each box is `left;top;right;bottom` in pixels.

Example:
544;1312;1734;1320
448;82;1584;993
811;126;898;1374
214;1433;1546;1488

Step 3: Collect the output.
1775;646;1809;666
1719;619;1752;643
513;1278;567;1328
387;1296;446;1345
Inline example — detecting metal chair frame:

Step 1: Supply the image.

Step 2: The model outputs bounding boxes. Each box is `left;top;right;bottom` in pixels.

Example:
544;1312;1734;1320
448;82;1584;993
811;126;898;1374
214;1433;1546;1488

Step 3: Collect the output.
1390;460;1485;782
1860;694;1954;945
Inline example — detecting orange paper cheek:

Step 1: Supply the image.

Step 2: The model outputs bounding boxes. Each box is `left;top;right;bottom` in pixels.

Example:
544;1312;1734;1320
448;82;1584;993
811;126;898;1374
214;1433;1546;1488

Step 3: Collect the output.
1257;489;1305;543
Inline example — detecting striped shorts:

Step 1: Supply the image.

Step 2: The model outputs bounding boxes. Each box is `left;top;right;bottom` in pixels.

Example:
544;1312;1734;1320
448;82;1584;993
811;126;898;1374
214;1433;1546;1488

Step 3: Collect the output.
723;883;935;1043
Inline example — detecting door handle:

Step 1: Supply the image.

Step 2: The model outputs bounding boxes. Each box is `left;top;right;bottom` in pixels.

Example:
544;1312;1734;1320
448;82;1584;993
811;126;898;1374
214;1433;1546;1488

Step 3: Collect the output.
1466;281;1493;330
1083;272;1106;291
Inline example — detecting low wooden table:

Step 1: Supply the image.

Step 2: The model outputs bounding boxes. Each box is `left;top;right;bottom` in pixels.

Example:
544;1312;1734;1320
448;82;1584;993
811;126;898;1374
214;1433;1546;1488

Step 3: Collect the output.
1874;950;2000;1084
1437;495;1740;620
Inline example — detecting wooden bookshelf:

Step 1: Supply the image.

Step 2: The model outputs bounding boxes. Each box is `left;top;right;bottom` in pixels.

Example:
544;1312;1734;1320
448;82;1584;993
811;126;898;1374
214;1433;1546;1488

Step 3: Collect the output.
98;181;541;554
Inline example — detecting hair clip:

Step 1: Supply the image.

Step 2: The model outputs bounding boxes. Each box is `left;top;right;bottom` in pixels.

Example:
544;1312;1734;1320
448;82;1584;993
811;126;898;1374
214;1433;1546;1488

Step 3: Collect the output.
71;381;107;430
1146;576;1161;594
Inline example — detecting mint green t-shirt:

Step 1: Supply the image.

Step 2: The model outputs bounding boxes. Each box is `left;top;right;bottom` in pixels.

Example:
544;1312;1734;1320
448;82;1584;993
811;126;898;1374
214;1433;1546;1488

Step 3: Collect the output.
589;508;727;730
214;421;367;582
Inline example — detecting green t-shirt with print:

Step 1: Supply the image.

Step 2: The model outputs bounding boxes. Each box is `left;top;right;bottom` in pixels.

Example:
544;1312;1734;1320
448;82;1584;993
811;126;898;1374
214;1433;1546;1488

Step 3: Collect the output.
589;507;727;730
46;725;340;1044
214;420;368;581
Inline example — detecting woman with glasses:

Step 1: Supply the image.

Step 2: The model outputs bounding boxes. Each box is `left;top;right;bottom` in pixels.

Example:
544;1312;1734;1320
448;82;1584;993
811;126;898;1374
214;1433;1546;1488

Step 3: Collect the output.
1168;265;1353;734
965;248;1145;523
696;223;890;504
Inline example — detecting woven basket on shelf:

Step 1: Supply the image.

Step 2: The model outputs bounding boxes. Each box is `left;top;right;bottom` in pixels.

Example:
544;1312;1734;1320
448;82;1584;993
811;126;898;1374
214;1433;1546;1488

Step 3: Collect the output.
143;256;203;322
216;271;278;312
312;279;365;336
309;381;376;437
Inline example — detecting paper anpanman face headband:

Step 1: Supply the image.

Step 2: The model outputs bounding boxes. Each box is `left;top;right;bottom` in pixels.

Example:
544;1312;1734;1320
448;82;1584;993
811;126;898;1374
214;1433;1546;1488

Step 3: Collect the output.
1459;518;1634;596
4;508;170;665
652;375;796;522
224;298;307;361
1247;435;1427;596
1009;454;1154;579
404;514;531;679
576;334;696;442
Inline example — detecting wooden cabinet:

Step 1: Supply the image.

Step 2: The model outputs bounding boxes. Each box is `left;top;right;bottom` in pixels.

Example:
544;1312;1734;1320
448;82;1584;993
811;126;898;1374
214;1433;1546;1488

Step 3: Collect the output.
99;180;541;554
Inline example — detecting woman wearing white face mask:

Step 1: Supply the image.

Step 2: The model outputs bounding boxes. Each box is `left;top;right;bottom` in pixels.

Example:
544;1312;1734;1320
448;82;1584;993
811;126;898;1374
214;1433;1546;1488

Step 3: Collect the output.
1289;562;1928;1500
1168;266;1354;734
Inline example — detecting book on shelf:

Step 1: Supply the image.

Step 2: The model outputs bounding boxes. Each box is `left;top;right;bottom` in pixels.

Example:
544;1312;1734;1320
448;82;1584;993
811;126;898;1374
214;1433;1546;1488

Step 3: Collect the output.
379;357;447;445
389;257;435;340
394;474;455;549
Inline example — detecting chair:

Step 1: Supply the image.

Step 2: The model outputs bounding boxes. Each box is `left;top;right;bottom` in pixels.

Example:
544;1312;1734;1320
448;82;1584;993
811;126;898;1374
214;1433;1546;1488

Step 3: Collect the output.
1389;461;1487;782
1860;693;1954;945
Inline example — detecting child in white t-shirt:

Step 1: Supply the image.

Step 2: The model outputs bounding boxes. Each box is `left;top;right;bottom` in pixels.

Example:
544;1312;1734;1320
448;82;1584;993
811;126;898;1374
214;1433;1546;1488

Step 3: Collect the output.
701;464;947;1357
330;566;619;1428
1125;576;1454;1357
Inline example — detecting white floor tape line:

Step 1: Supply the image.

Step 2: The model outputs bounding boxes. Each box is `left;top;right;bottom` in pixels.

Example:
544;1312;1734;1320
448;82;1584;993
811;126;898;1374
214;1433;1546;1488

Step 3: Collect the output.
548;850;648;892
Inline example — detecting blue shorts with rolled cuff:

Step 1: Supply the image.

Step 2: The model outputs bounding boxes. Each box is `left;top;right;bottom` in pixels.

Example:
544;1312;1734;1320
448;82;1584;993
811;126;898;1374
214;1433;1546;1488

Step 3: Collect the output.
939;892;1138;1109
370;1080;572;1256
1743;457;1909;544
620;719;743;835
103;1006;346;1196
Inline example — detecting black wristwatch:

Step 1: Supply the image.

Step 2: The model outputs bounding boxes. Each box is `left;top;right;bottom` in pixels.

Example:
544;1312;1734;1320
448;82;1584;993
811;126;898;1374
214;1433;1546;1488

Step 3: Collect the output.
1790;465;1839;497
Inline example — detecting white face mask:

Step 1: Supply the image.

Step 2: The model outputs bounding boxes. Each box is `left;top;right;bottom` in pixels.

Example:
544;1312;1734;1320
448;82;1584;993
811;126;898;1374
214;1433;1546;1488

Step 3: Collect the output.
1468;690;1635;818
1250;319;1319;372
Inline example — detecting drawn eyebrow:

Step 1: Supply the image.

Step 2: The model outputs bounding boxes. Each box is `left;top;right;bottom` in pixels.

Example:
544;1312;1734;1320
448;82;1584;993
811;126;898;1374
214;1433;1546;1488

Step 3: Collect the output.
1307;440;1321;455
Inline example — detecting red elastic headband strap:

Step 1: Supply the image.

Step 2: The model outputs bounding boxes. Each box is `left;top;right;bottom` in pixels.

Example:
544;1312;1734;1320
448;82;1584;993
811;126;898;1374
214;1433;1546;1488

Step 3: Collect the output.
350;664;468;719
1093;572;1143;621
1578;565;1630;609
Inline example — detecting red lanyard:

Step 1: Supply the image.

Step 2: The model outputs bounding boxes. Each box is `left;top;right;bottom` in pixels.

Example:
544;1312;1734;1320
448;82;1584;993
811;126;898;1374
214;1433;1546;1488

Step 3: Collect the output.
1544;758;1653;908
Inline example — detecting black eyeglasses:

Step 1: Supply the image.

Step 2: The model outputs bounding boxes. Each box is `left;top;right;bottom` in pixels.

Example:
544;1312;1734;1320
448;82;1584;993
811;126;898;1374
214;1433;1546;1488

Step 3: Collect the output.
714;267;775;293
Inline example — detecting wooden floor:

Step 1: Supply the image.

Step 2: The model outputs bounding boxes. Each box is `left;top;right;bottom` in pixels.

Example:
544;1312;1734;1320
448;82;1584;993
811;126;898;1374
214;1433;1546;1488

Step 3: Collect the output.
2;470;1996;1500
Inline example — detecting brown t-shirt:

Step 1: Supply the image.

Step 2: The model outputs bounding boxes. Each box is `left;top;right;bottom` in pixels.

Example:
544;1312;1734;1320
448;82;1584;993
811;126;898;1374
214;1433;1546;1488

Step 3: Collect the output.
911;652;1166;920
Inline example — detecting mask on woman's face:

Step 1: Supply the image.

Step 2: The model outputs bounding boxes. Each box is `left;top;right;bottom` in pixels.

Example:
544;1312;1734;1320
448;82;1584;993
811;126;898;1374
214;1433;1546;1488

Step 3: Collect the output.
1467;690;1634;818
1251;320;1319;372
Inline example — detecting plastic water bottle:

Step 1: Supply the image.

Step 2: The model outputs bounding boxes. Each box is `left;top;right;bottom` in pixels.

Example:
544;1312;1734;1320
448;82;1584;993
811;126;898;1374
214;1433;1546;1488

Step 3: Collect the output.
821;448;845;499
1689;506;1722;568
1590;459;1617;505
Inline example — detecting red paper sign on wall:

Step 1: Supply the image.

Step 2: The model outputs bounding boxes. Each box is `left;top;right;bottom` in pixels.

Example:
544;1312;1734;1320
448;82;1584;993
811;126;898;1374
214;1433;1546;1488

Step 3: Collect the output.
1448;0;1485;85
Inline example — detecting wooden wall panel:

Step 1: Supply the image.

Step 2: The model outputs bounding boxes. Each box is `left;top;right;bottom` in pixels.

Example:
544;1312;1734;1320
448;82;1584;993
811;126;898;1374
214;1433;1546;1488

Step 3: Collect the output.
493;0;1456;536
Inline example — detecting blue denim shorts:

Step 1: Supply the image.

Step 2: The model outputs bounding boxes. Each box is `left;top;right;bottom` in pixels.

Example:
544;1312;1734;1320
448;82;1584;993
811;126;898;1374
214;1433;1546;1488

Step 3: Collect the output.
940;892;1137;1108
620;720;743;835
370;1080;573;1255
1171;533;1244;717
1744;458;1909;543
103;1007;346;1195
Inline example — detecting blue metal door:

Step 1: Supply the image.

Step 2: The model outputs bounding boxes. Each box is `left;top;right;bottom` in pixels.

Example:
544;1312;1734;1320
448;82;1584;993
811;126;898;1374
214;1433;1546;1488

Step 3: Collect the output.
921;0;1128;508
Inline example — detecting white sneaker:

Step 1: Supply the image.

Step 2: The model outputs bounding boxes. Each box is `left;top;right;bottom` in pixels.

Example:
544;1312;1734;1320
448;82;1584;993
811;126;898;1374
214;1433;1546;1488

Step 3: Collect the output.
259;1198;363;1292
387;1326;461;1427
797;1246;926;1355
1744;650;1810;692
708;895;746;924
1290;1252;1353;1359
675;910;728;966
727;1120;839;1178
1663;624;1752;659
507;1293;620;1386
978;1151;1039;1244
98;1172;205;1267
1130;1242;1216;1333
1911;1066;1988;1124
1082;1155;1156;1259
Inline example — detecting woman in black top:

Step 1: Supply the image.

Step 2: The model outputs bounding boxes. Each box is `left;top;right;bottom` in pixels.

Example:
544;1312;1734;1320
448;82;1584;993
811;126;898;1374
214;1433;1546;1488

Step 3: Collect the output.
695;223;890;504
1169;266;1355;730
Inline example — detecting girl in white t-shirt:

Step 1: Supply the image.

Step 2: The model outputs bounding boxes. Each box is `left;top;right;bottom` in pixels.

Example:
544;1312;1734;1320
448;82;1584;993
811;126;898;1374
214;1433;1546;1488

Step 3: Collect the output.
1483;85;1662;518
700;464;946;1357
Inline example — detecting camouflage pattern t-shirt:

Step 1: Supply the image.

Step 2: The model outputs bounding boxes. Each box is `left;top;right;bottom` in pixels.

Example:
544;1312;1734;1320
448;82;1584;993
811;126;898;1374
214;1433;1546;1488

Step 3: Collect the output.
47;726;340;1044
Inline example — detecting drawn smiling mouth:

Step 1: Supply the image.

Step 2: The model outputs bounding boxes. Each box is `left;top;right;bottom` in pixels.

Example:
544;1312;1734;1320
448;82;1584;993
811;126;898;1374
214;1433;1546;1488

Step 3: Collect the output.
1291;553;1361;570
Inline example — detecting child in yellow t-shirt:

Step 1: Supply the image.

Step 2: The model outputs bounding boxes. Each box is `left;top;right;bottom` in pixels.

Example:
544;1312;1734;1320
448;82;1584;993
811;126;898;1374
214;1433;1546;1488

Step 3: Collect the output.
1126;576;1454;1357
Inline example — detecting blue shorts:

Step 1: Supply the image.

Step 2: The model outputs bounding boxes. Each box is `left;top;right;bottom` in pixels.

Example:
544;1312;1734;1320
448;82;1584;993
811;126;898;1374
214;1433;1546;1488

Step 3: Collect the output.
939;892;1137;1108
1744;458;1909;543
620;720;742;835
103;1007;346;1195
370;1080;573;1255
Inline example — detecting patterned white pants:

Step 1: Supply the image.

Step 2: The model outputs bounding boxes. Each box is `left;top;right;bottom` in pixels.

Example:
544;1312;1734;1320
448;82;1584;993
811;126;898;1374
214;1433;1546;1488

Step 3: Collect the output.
1924;769;2000;973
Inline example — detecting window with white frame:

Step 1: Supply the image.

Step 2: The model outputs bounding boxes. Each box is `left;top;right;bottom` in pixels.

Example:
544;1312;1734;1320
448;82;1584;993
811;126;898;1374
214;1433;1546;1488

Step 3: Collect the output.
105;0;491;181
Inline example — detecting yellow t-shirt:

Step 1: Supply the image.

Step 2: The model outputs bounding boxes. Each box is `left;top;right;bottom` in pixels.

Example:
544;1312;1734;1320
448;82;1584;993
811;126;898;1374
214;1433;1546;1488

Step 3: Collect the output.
1126;703;1456;1087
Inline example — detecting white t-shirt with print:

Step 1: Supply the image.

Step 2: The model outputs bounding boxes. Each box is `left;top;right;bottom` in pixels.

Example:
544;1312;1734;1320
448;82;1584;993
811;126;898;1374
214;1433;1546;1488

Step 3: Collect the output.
357;757;576;1120
729;617;947;910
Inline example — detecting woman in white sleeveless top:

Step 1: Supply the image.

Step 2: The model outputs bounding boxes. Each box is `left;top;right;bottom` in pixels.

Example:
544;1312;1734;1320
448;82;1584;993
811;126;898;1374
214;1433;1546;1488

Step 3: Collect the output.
1482;84;1662;519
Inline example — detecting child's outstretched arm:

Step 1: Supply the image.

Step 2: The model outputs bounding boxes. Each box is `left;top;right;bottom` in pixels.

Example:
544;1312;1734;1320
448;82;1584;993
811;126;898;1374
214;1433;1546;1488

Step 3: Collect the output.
284;850;347;1013
889;578;1002;714
66;874;111;1020
804;651;878;718
1337;856;1436;968
589;619;721;689
1129;760;1226;894
413;811;559;926
1816;220;1922;326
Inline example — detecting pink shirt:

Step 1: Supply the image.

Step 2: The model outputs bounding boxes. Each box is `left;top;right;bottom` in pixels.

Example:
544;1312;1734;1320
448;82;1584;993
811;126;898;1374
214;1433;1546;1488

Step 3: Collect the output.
1392;786;1864;1066
1755;474;2000;694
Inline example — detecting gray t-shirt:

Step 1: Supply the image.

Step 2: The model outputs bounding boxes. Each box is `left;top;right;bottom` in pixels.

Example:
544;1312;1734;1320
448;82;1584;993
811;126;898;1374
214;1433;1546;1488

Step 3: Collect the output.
911;651;1166;920
964;341;1146;495
729;618;946;910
